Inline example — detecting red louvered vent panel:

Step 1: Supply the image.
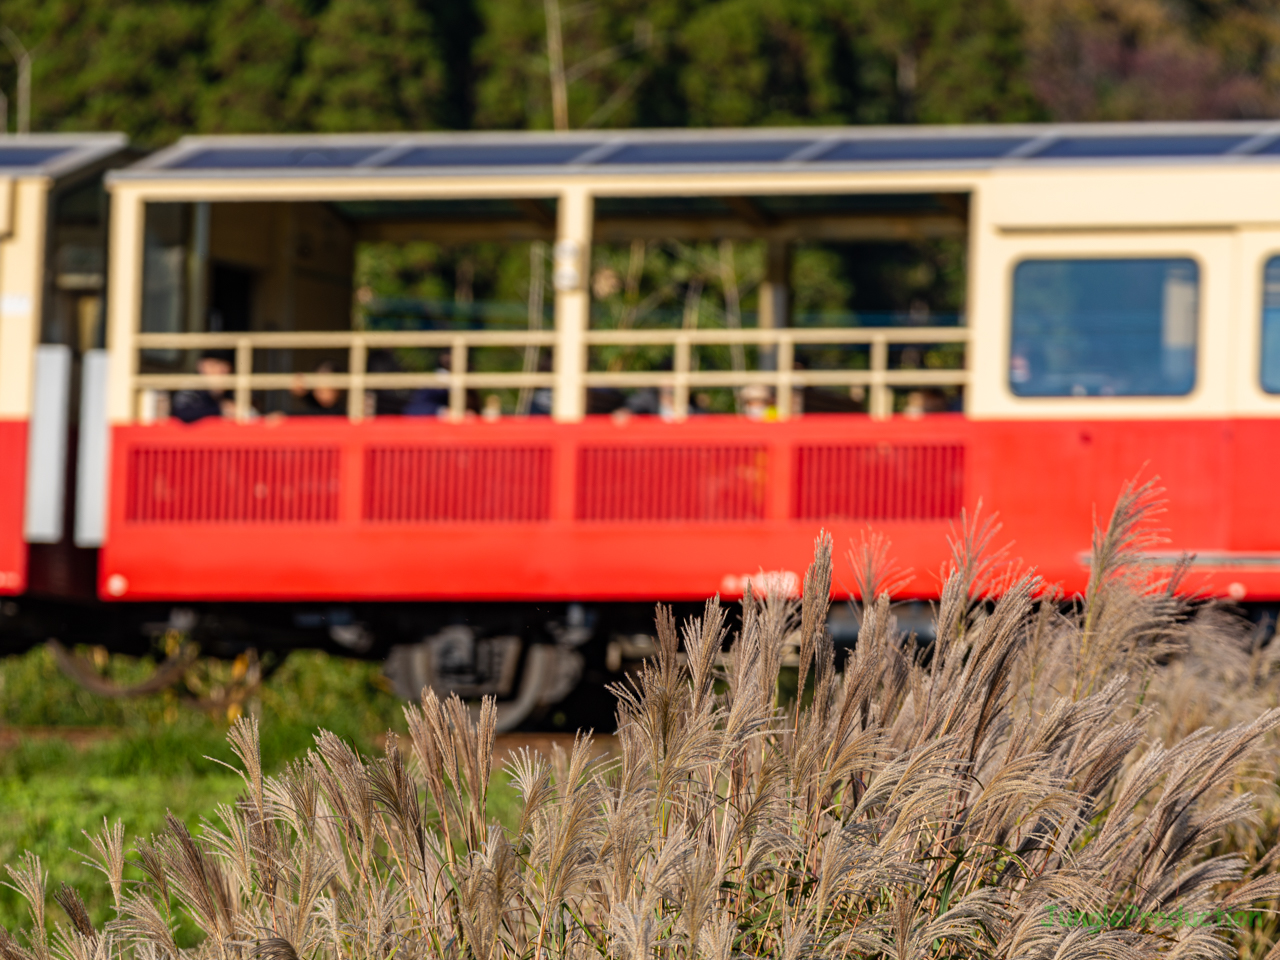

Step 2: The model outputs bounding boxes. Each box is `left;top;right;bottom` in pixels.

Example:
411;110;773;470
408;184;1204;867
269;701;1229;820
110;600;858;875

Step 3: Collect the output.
577;446;767;522
794;444;964;521
364;447;551;522
127;447;340;523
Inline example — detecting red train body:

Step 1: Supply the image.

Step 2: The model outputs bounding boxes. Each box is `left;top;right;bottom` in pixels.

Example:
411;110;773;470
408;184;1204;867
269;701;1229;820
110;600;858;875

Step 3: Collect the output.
0;421;27;594
100;414;1280;604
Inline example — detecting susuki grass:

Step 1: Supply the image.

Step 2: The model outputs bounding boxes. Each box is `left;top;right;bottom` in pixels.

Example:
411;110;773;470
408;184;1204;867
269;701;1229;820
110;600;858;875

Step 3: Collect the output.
5;479;1280;959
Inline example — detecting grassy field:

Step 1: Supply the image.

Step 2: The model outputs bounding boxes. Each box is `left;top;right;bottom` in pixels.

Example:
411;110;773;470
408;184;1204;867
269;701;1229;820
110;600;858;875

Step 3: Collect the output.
0;645;435;933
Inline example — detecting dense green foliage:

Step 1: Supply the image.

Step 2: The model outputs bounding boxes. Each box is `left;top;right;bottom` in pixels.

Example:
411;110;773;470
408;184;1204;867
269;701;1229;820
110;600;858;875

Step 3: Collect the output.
0;648;420;932
0;0;1277;144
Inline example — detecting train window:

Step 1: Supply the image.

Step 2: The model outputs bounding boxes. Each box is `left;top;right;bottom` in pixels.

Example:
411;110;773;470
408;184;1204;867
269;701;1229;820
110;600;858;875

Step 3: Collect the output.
1009;258;1198;397
1261;258;1280;393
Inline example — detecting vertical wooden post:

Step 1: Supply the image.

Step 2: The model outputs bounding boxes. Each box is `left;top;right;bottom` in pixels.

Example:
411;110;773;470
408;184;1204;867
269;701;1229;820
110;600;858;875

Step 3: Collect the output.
186;202;209;334
758;239;789;371
552;187;593;422
105;187;143;424
348;335;366;422
673;334;690;419
869;335;890;419
449;336;467;421
775;335;794;420
234;338;252;421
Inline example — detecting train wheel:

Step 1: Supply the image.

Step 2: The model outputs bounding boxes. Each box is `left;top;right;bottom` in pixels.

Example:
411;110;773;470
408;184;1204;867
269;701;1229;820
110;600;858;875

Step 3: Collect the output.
385;627;584;733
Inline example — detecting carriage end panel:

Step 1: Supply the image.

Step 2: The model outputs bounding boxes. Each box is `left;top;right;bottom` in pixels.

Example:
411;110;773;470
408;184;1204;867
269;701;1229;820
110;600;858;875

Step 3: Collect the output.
0;420;26;595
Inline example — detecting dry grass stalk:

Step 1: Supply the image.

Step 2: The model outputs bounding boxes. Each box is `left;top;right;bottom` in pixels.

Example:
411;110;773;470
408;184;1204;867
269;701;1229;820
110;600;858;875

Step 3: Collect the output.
4;485;1280;958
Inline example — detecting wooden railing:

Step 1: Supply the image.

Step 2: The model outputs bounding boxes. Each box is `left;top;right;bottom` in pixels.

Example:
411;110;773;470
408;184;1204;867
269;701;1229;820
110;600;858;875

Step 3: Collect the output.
583;326;968;418
133;325;967;422
134;330;557;422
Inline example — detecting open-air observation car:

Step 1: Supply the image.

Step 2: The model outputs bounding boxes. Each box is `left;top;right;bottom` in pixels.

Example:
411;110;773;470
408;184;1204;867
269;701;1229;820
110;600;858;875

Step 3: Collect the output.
7;122;1280;727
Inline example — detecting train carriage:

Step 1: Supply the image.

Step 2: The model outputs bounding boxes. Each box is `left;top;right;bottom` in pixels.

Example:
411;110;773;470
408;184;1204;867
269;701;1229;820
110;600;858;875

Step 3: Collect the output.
0;135;130;597
9;122;1280;726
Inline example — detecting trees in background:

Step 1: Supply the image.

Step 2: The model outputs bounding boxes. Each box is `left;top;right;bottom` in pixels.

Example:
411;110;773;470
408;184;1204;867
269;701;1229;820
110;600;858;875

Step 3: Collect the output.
1019;0;1280;120
0;0;1272;142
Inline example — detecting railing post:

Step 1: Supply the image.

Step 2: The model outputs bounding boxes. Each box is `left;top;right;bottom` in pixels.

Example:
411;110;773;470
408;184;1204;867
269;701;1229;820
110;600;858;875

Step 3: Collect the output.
348;336;366;422
673;334;690;419
869;335;889;420
234;338;252;422
105;187;143;425
137;389;158;425
775;335;794;420
552;187;593;422
758;240;789;371
449;337;467;421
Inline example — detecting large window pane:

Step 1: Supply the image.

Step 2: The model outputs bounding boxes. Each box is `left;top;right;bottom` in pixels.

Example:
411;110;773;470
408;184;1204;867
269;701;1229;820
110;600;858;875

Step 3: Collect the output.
1261;257;1280;394
1009;258;1198;397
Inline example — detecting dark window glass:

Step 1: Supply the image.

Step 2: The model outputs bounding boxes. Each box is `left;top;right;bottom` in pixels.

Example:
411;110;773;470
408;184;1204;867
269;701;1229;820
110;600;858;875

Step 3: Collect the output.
1261;257;1280;393
1035;136;1246;158
173;147;380;169
815;137;1028;162
599;141;810;164
388;143;593;167
1010;259;1198;397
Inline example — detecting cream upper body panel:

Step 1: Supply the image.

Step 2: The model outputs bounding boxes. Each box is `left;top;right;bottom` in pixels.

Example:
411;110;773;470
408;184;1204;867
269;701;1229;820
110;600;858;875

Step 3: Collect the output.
0;177;47;420
0;135;127;421
969;163;1280;420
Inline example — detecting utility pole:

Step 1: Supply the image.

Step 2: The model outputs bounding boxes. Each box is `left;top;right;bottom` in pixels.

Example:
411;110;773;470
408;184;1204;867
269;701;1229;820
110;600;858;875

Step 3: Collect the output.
0;27;30;134
544;0;569;131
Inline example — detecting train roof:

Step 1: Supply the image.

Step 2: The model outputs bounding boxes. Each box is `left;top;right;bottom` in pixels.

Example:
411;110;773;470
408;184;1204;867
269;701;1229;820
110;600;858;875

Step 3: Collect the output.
0;133;128;179
114;122;1280;181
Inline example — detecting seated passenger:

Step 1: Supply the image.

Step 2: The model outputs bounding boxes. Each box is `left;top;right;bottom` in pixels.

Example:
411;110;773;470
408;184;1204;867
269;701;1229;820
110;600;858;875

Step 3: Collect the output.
903;388;950;417
740;384;775;421
404;351;479;416
528;387;553;416
172;350;234;423
405;350;450;416
367;349;408;416
290;361;345;415
527;351;553;416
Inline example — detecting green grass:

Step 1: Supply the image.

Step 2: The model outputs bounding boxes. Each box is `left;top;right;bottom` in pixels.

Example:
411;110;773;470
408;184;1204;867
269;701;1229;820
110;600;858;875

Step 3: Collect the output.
0;645;525;933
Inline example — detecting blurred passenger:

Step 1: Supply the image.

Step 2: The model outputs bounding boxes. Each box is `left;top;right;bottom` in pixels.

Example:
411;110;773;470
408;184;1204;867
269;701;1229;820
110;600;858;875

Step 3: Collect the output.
367;349;408;417
613;385;693;420
528;387;553;416
740;384;776;421
903;388;949;418
172;349;234;423
291;361;345;416
526;351;553;416
405;351;451;417
482;394;502;421
621;388;658;416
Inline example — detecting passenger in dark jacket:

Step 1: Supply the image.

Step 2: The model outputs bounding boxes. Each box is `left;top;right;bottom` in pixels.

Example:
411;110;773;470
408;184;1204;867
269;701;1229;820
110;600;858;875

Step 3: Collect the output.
290;361;346;415
172;350;233;423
